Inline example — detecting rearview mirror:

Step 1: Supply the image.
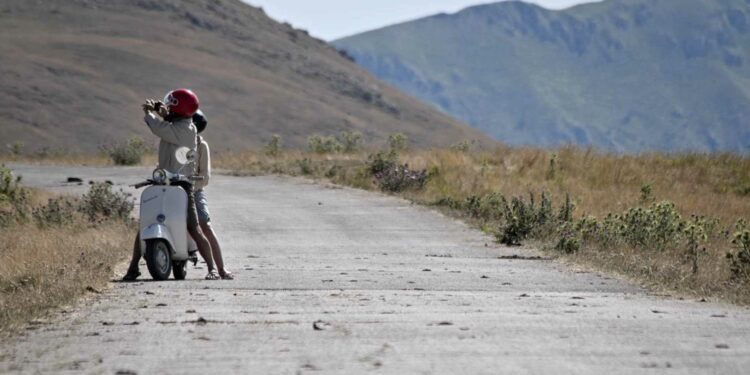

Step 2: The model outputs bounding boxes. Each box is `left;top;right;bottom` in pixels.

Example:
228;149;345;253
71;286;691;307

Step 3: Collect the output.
175;147;196;165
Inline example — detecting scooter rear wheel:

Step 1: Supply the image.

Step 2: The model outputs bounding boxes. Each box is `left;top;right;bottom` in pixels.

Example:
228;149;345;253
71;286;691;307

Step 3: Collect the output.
173;260;188;280
145;239;172;281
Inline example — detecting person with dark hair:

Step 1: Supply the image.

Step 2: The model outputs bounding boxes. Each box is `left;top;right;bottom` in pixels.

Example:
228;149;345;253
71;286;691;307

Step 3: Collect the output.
192;110;233;279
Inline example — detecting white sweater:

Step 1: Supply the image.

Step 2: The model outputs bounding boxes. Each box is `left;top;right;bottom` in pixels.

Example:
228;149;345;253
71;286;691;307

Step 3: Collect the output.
194;136;210;191
144;113;197;175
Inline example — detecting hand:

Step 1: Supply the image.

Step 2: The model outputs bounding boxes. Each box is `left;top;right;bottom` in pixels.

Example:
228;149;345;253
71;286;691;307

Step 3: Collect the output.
155;100;168;118
142;99;155;114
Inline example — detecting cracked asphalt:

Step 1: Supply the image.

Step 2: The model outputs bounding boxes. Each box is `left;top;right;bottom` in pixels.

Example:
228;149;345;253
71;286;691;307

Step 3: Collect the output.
2;165;750;374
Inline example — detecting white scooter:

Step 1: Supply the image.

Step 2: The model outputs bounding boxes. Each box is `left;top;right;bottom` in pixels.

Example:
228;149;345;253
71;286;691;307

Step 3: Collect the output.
133;147;201;280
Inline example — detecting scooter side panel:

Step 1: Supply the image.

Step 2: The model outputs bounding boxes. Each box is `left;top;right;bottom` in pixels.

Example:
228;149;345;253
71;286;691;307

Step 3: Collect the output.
139;185;189;261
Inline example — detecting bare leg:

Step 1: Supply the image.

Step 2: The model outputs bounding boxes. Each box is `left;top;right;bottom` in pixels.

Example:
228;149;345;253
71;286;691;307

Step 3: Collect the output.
200;221;227;276
188;225;215;272
181;182;216;278
122;233;142;280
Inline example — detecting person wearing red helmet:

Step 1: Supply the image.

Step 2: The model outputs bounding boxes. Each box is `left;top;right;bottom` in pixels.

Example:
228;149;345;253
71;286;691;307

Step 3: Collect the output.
122;89;220;281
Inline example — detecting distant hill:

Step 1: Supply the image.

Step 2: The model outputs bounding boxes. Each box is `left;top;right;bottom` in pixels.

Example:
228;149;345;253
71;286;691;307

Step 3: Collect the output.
0;0;489;154
335;0;750;153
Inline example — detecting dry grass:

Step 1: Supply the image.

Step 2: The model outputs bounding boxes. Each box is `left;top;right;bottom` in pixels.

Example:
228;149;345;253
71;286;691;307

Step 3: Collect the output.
0;169;135;334
216;146;750;304
0;221;132;333
216;146;750;221
0;152;157;167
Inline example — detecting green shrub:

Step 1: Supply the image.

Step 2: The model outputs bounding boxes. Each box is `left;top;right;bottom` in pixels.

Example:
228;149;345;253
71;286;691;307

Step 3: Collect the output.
367;150;398;175
640;184;655;204
265;134;282;156
0;166;31;226
545;154;557;181
297;158;313;175
6;142;24;156
374;164;428;193
340;131;363;153
33;197;76;228
684;217;708;274
555;223;581;254
78;183;133;223
728;220;750;281
308;135;343;154
619;202;682;250
556;194;573;223
388;133;408;152
496;193;560;246
104;137;149;166
308;132;362;154
450;140;472;153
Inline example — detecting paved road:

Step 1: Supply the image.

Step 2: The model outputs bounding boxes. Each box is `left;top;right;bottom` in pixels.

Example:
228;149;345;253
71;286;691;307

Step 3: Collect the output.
2;165;750;374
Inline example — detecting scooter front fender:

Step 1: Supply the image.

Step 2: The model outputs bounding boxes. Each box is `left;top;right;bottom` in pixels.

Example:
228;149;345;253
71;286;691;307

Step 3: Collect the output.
140;224;176;256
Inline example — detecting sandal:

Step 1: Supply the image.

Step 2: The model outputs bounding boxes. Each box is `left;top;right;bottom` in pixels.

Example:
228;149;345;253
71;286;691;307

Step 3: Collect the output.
219;270;234;280
121;269;141;282
205;270;220;280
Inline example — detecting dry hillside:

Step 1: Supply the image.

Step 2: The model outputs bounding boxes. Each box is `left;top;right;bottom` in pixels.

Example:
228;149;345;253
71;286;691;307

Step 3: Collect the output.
0;0;489;153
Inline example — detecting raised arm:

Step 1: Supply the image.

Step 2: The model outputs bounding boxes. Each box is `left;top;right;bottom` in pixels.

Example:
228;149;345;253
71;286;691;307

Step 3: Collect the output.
144;113;194;146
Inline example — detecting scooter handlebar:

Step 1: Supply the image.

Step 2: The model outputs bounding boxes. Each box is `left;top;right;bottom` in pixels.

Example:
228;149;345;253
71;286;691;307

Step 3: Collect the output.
133;180;154;189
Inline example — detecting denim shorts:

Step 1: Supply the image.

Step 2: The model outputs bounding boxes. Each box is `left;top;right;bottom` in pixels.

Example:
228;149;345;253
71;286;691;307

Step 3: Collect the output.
194;189;211;223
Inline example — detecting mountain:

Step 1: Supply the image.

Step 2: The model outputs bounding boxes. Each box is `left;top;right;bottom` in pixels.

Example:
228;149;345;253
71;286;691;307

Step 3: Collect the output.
0;0;489;154
335;0;750;153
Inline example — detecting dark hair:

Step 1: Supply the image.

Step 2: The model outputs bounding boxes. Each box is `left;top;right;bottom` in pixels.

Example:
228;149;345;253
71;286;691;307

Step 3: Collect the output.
192;110;208;134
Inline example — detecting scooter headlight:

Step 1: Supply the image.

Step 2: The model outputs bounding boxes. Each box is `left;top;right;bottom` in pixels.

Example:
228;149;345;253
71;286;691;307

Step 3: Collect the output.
152;169;167;184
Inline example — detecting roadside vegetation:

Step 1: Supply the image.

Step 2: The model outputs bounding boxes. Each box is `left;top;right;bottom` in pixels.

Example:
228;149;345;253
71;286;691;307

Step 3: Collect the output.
0;166;135;333
217;134;750;304
3;134;750;305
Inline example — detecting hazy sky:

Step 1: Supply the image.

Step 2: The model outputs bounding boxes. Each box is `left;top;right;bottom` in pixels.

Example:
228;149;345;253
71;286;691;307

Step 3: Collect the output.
243;0;602;40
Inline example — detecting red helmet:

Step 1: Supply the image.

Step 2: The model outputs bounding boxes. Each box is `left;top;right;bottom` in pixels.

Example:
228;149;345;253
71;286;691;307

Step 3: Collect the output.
163;89;199;117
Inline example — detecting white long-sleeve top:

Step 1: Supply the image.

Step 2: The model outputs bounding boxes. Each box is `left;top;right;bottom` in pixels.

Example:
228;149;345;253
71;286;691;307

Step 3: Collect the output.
144;113;197;175
194;136;210;191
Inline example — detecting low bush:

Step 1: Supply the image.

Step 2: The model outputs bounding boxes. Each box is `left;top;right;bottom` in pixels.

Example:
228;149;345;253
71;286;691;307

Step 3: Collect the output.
265;134;282;156
0;165;31;227
388;133;408;152
79;183;134;223
103;137;150;166
728;220;750;281
367;150;398;175
374;164;429;193
33;197;77;228
308;135;343;154
450;140;473;153
340;131;363;153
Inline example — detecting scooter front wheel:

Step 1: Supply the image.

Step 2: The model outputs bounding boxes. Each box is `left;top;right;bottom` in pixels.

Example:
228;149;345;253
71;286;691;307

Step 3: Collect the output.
145;239;172;281
173;260;188;280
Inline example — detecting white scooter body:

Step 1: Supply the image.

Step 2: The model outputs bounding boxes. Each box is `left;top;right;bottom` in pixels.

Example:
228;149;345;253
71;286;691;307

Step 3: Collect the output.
139;185;197;262
134;147;199;280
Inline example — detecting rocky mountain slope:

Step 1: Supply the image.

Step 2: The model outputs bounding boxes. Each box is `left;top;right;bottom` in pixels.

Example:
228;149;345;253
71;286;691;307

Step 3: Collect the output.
0;0;488;153
335;0;750;152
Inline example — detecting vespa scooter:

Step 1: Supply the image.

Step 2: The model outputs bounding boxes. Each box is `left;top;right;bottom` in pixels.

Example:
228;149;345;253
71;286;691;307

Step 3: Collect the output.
133;147;200;280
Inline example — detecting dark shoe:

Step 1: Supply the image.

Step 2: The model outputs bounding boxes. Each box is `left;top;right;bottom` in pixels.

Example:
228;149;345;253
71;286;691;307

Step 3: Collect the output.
121;269;141;282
